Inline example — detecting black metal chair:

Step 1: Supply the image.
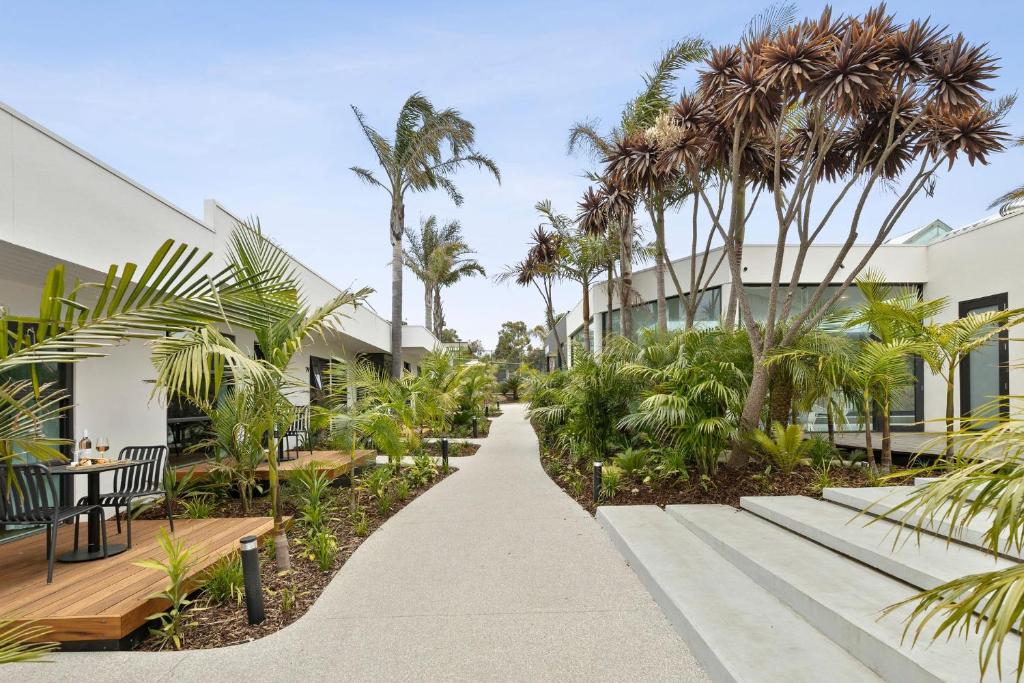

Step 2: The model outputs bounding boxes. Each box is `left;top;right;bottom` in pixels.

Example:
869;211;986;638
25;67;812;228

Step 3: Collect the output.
0;463;108;583
79;445;173;549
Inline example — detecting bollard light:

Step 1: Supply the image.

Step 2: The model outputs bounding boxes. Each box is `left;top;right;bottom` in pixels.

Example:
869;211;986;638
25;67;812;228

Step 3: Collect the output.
472;416;479;438
593;461;602;503
240;535;265;625
485;405;490;417
441;437;449;474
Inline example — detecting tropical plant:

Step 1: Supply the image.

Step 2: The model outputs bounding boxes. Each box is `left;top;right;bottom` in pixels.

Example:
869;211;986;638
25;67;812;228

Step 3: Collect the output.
150;222;369;571
182;492;216;519
749;422;813;475
303;528;338;572
406;452;438;488
192;389;266;512
497;225;564;367
202;553;244;606
600;464;622;499
350;507;370;537
404;216;485;336
0;620;57;664
613;448;653;482
647;7;1011;467
350;92;500;377
278;585;298;613
135;529;197;650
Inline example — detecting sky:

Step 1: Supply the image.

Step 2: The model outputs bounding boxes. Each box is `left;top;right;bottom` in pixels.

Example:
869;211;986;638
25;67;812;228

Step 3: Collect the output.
1;1;1022;349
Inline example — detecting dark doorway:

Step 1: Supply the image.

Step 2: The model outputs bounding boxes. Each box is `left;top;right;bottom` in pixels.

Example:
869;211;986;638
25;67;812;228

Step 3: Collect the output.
959;293;1009;429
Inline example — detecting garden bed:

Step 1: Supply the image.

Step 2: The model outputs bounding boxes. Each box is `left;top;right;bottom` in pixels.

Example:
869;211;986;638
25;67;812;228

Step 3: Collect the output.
445;417;491;439
134;462;453;651
423;440;481;458
540;447;912;515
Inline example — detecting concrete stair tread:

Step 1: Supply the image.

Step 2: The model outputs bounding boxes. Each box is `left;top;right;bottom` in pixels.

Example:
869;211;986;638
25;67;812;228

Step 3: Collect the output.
823;486;1024;560
597;505;882;683
668;503;1019;682
740;495;1014;591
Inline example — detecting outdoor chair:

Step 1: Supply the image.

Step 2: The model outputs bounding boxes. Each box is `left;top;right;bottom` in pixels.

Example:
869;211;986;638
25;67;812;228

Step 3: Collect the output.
1;463;108;583
79;445;173;549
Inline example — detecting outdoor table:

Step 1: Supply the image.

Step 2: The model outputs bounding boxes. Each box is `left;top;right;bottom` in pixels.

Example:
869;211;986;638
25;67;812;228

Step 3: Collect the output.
49;459;141;562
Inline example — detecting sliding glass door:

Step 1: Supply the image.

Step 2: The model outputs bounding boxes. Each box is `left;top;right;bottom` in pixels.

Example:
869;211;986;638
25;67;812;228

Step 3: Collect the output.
959;293;1009;430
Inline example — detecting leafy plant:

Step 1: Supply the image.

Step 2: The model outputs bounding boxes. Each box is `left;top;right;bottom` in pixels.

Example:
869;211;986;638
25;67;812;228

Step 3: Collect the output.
278;585;298;613
395;478;410;502
406;452;438;487
600;465;622;500
805;436;839;468
135;529;197;650
749;422;813;476
292;461;334;531
182;492;216;519
0;620;57;664
303;528;338;572
202;553;244;606
350;507;369;537
657;449;690;484
613;448;653;482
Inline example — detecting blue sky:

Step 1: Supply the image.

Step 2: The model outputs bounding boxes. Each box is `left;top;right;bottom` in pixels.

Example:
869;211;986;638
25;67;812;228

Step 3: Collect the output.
1;1;1022;348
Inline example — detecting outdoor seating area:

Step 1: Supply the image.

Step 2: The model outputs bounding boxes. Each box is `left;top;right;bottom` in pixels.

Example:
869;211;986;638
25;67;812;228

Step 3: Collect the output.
0;516;274;644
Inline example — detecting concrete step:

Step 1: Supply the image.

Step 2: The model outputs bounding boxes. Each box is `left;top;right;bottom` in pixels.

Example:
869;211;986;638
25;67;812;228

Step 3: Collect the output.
823;486;1024;560
597;505;882;683
668;504;1018;683
739;495;1013;591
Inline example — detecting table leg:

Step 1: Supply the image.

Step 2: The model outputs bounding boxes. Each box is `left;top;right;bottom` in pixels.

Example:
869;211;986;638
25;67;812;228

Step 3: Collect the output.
87;471;100;553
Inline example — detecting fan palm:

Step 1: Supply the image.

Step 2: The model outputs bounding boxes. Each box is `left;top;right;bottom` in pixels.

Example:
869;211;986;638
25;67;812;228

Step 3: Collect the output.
431;234;485;338
350;93;500;377
404;216;484;336
497;225;564;367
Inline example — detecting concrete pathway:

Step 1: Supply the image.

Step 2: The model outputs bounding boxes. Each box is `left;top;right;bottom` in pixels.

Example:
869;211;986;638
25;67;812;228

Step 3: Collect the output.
11;404;706;682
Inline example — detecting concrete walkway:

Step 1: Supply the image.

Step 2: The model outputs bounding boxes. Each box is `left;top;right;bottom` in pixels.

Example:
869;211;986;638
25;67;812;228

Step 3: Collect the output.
11;404;706;682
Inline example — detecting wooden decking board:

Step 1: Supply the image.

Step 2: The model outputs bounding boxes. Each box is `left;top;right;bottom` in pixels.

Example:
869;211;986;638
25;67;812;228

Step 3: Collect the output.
174;449;375;481
0;517;275;642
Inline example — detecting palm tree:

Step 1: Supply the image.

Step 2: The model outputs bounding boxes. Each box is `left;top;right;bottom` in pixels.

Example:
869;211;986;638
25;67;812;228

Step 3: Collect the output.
151;222;370;570
989;134;1024;214
404;216;484;336
568;40;707;332
350;92;500;377
497;226;564;367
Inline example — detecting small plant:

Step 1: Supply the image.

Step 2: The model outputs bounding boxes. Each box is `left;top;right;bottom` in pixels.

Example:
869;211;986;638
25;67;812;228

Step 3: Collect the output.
135;529;197;650
600;465;622;500
202;553;244;606
0;620;57;664
561;468;586;498
811;461;834;492
279;585;298;613
182;492;216;519
376;491;393;516
350;507;370;537
749;422;813;475
360;465;394;503
613;448;652;481
395;478;410;502
406;453;437;487
805;436;839;468
303;528;338;571
657;449;690;483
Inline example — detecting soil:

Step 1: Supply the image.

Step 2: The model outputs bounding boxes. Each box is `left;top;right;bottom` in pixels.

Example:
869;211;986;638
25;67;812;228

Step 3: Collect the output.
134;466;454;651
422;440;481;458
540;449;913;515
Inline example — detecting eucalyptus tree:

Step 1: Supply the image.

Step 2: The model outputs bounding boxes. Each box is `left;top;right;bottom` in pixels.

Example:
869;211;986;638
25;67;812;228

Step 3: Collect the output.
650;7;1011;466
404;216;485;336
350;93;499;377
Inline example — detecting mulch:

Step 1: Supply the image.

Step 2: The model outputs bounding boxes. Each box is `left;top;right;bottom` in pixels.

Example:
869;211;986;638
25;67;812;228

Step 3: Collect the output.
541;452;912;515
134;468;453;651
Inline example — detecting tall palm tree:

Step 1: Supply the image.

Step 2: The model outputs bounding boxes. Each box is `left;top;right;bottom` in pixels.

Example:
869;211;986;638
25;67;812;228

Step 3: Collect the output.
404;216;484;336
497;227;563;368
350;92;500;377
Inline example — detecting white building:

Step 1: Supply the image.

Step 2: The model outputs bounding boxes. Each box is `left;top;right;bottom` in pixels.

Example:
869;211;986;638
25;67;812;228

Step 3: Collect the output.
547;209;1024;434
0;101;440;484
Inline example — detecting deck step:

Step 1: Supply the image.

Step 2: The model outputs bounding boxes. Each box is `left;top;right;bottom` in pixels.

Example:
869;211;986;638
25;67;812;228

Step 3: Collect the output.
823;486;1024;560
596;505;882;683
739;495;1013;591
668;504;1018;683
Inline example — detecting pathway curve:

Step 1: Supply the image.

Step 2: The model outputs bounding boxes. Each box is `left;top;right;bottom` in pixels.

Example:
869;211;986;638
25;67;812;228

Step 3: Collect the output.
13;404;706;682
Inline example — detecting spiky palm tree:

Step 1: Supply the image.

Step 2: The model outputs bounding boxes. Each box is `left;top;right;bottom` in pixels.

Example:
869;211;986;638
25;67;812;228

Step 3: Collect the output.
350;93;499;377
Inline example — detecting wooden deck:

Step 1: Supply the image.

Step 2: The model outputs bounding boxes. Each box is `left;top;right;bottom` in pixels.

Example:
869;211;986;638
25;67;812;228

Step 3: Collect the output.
830;431;949;457
0;517;274;643
175;449;376;481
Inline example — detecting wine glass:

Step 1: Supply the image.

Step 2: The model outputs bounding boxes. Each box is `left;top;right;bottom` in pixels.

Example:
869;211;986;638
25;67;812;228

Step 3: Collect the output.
96;437;110;460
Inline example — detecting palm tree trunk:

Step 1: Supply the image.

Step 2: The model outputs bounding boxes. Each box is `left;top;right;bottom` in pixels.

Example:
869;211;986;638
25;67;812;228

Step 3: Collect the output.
433;289;444;336
880;406;892;473
826;403;836;447
863;392;877;471
619;211;634;339
728;359;770;468
267;431;290;571
390;200;405;378
651;200;668;333
945;370;955;461
581;277;591;354
605;262;614;340
424;282;433;333
724;185;746;330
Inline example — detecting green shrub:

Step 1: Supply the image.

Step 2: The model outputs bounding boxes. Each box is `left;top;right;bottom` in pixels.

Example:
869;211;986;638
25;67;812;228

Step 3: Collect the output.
182;493;216;519
395;479;410;502
303;528;337;571
601;465;622;499
613;448;653;481
657;449;690;483
350;507;369;537
805;436;839;467
750;422;813;475
134;529;196;650
202;553;244;606
406;453;437;487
